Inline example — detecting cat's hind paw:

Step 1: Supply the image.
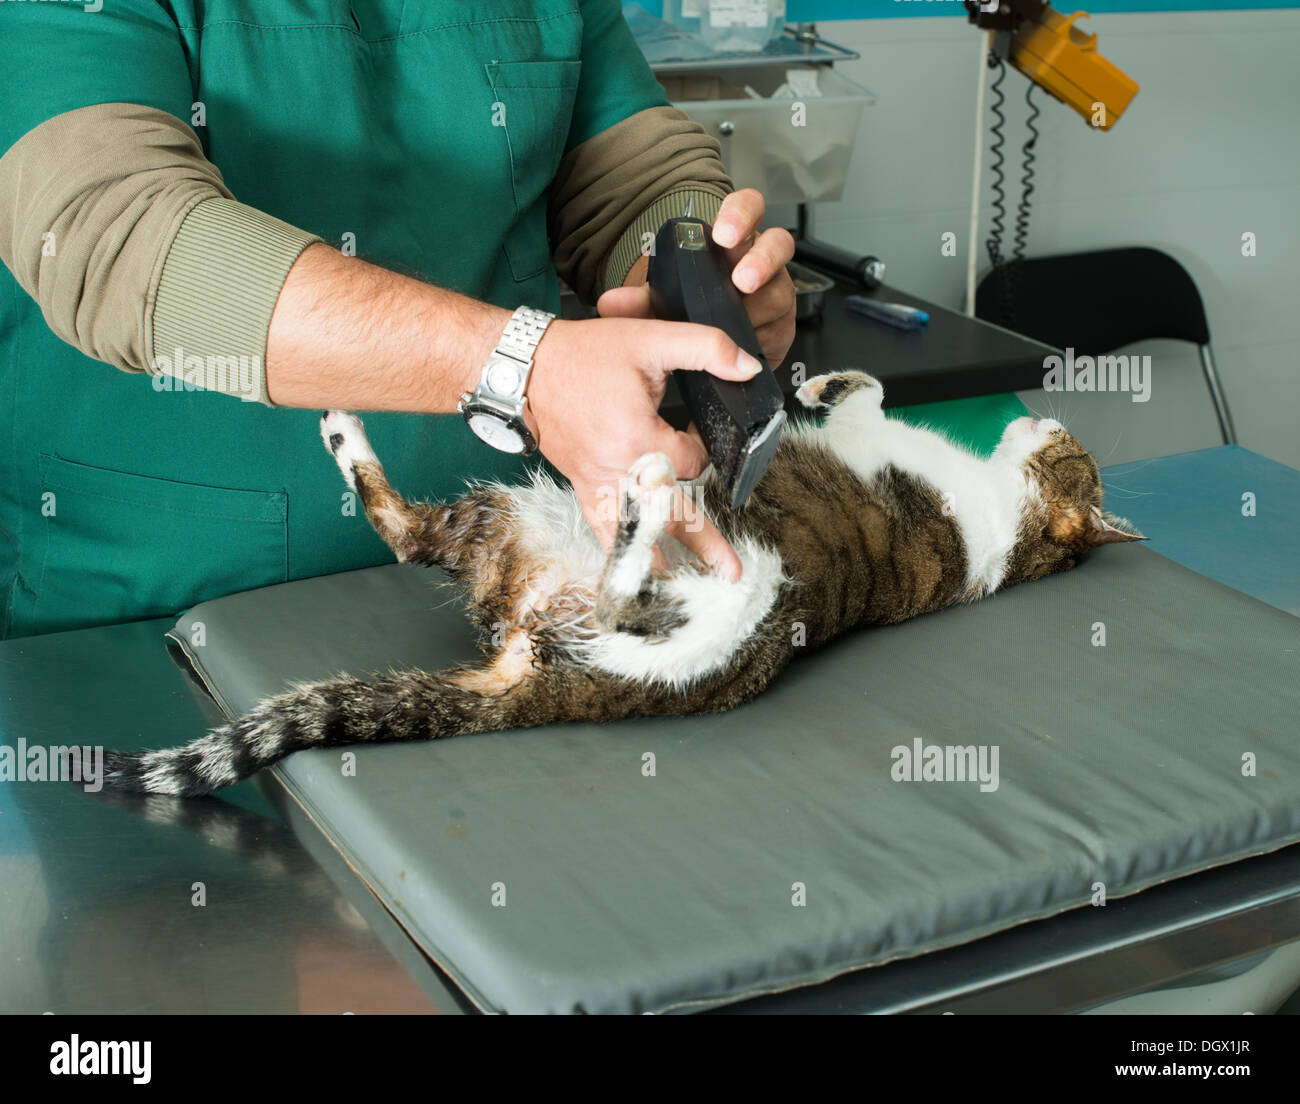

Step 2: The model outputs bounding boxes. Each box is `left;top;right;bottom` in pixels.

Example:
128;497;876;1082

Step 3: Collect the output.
320;410;377;491
595;451;689;637
796;371;883;410
623;452;677;536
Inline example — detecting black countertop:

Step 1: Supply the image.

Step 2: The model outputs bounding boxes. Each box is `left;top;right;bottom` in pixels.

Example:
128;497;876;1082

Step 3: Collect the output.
565;273;1061;422
783;279;1061;408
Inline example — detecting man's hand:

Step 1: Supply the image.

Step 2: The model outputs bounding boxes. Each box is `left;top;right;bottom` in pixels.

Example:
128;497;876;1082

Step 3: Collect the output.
597;188;797;369
527;316;762;582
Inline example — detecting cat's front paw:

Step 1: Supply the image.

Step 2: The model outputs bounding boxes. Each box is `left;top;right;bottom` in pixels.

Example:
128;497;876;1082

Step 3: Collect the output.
796;371;882;410
320;411;376;490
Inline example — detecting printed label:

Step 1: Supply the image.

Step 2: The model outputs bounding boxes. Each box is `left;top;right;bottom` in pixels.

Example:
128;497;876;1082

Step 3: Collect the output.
709;0;770;29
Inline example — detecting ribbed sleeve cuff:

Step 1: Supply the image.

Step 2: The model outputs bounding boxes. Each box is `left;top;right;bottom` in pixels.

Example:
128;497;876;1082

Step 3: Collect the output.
149;198;322;405
600;186;727;295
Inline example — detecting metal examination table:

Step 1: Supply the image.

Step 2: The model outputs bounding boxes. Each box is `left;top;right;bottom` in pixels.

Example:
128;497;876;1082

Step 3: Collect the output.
2;290;1297;1013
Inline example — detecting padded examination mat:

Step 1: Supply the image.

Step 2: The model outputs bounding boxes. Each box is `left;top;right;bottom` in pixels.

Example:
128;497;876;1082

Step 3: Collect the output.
167;548;1300;1014
1102;446;1300;617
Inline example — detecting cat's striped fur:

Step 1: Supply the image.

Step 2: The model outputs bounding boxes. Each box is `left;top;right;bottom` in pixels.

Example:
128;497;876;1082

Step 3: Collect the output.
103;371;1143;796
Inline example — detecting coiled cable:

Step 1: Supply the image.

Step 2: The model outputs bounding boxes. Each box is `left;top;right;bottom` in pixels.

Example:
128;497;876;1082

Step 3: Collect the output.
1013;82;1039;263
984;52;1039;326
985;49;1008;274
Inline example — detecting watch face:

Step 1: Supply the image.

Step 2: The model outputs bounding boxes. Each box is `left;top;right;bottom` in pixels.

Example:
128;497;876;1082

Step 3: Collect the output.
486;357;523;397
467;413;526;454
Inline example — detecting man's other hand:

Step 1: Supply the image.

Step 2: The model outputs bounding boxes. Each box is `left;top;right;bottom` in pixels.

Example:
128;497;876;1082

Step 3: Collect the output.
596;188;797;370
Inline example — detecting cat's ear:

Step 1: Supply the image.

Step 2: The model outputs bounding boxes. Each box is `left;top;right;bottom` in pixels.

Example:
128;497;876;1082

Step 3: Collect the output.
1084;505;1146;546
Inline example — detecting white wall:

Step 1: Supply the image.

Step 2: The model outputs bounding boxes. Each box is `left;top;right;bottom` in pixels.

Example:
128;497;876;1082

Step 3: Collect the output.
773;11;1300;467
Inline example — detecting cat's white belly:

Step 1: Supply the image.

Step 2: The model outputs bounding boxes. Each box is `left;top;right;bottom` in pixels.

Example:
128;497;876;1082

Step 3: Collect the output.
814;414;1029;595
507;471;608;583
506;471;785;688
581;535;786;689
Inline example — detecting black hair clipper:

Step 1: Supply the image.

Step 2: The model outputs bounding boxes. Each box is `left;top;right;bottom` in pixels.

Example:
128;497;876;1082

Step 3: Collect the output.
647;209;786;509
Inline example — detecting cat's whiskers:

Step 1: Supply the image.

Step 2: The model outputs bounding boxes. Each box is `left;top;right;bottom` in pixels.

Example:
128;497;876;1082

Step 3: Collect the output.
1103;457;1163;478
1098;483;1156;499
1099;458;1163;499
1095;430;1126;467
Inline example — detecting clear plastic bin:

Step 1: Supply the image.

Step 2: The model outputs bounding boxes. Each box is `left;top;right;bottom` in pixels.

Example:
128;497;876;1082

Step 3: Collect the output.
658;65;874;205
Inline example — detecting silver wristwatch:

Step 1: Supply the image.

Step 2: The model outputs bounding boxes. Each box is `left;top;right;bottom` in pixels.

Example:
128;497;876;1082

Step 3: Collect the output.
458;306;556;455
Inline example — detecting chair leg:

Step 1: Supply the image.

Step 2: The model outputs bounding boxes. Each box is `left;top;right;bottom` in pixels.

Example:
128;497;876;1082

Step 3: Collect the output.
1198;344;1237;445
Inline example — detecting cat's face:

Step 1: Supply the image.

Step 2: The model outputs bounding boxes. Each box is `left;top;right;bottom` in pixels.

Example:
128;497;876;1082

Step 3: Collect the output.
994;416;1145;583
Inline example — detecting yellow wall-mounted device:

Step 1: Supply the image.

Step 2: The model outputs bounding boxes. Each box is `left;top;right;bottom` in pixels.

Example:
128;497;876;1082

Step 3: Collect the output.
966;0;1139;129
1011;9;1139;129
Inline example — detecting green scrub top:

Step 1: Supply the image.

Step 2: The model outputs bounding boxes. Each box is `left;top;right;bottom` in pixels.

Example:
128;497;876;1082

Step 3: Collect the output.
0;0;663;638
0;0;1025;639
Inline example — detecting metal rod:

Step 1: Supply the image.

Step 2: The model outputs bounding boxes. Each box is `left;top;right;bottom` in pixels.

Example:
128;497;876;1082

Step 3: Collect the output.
1199;344;1238;445
965;30;993;316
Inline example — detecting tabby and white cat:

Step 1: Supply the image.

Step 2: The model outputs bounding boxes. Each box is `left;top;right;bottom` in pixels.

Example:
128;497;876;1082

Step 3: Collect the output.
104;370;1143;796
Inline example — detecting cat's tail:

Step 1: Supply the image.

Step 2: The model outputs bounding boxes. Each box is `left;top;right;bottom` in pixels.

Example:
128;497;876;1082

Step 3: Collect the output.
101;670;540;797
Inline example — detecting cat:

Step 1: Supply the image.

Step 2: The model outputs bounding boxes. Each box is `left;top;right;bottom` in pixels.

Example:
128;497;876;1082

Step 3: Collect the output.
103;370;1144;796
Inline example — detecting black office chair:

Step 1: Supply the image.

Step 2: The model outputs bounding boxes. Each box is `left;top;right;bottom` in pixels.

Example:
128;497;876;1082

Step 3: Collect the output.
975;247;1236;444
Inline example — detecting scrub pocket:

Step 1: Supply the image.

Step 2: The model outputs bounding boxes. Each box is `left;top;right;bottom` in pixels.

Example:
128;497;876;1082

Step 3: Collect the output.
27;454;288;635
487;58;582;283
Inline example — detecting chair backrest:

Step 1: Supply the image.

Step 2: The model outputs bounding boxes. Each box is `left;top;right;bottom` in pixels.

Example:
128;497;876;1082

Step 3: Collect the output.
975;247;1211;353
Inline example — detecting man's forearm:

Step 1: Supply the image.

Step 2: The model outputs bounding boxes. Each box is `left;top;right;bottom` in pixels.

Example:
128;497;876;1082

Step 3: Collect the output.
266;243;511;412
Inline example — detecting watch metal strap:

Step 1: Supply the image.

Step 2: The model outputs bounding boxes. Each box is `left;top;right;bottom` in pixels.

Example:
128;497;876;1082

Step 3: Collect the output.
495;306;556;368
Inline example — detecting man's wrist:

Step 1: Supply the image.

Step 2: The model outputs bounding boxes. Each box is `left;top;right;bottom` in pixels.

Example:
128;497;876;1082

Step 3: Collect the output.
457;307;560;454
447;301;512;407
521;318;569;443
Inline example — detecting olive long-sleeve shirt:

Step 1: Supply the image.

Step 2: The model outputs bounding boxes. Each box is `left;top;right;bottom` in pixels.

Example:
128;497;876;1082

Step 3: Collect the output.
0;100;732;405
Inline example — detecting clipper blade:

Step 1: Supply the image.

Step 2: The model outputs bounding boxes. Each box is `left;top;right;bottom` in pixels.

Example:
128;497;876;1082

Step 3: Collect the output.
727;408;786;509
